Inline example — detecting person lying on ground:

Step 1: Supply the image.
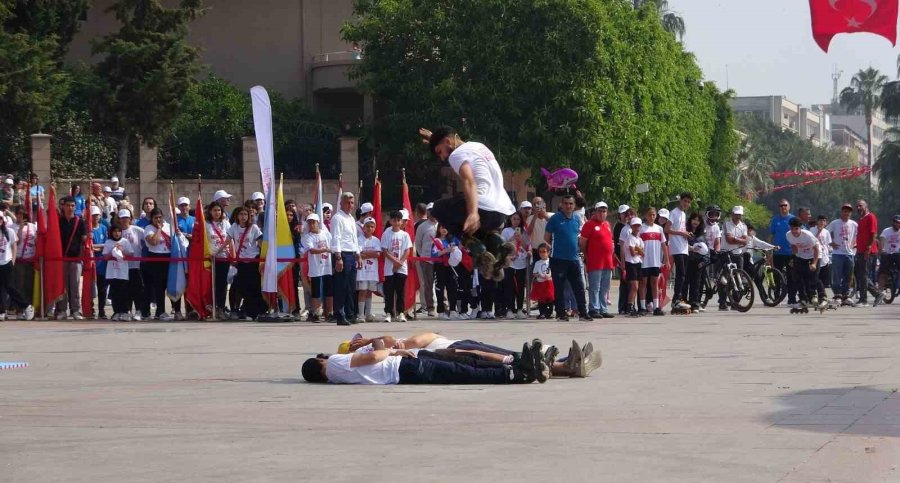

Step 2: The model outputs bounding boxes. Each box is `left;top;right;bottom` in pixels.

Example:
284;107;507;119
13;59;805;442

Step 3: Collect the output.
301;340;550;385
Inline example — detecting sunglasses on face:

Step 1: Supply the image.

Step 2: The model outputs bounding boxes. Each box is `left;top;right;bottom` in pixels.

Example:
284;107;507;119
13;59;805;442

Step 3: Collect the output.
779;204;788;207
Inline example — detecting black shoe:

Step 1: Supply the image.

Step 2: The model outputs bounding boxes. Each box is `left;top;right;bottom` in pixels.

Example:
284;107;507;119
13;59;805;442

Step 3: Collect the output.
336;318;351;326
579;313;594;321
543;345;559;369
690;304;700;311
628;309;640;318
587;310;600;318
556;315;570;322
518;342;536;382
637;309;648;316
653;308;665;316
718;305;729;311
601;312;614;319
529;339;548;383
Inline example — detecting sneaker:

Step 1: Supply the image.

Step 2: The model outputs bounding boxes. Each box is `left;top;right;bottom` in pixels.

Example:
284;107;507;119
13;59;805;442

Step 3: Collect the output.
841;298;856;307
159;313;174;321
529;339;549;383
365;314;375;323
675;300;691;310
697;306;706;312
874;291;885;307
439;312;450;321
637;309;648;316
174;312;184;321
653;308;665;316
504;310;515;319
515;310;528;320
587;310;601;318
566;340;585;377
132;314;141;321
121;313;133;321
427;309;436;317
627;309;640;318
383;315;392;323
857;302;871;307
0;313;6;321
579;313;594;321
73;313;84;321
397;314;407;323
458;311;471;320
601;312;615;319
583;348;603;377
355;316;366;324
718;305;730;311
556;315;570;322
23;305;34;321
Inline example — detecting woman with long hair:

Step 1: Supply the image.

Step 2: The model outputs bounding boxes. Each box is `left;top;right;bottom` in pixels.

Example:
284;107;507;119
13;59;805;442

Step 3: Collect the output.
0;212;33;320
685;212;705;311
500;212;529;319
206;201;232;319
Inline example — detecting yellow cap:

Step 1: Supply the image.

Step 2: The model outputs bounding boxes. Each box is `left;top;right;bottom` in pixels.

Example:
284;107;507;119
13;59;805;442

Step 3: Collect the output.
337;341;351;354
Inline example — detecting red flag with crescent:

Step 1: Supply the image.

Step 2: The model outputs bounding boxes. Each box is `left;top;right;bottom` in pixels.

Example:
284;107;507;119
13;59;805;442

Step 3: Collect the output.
810;0;899;52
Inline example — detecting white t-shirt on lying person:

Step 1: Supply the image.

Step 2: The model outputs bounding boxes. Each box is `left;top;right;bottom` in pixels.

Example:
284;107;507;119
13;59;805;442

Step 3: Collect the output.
325;353;402;385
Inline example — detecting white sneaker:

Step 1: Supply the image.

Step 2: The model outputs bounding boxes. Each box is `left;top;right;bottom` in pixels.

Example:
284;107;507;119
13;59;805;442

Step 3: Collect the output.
439;312;451;320
159;313;174;321
505;311;515;319
516;310;528;320
24;305;34;321
427;310;436;317
132;314;142;321
121;313;133;321
675;301;691;310
383;315;392;323
355;316;366;324
365;314;375;323
449;311;461;320
73;313;84;321
397;314;407;323
458;311;471;320
0;313;6;321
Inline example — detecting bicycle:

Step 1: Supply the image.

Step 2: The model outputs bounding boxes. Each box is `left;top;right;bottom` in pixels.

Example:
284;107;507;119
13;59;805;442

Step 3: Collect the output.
698;247;756;312
881;257;899;304
748;248;788;307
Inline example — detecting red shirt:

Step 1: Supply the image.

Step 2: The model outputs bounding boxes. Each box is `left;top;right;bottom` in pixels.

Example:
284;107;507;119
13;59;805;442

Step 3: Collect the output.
581;219;615;271
857;212;878;254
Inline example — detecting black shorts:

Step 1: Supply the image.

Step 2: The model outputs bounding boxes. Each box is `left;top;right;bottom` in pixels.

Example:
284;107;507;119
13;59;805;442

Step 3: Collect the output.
879;253;900;275
310;275;333;298
625;262;642;282
641;266;661;277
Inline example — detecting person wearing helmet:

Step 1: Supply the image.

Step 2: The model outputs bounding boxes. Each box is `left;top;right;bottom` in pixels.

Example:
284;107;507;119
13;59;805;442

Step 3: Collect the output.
701;205;723;253
876;215;900;298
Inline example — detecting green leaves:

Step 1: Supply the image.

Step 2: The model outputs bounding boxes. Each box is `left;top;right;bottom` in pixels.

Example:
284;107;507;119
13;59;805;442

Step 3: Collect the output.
344;0;737;206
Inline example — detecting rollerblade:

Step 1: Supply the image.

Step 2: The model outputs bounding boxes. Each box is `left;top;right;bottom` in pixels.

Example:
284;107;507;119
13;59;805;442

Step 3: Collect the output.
671;300;692;315
790;300;810;314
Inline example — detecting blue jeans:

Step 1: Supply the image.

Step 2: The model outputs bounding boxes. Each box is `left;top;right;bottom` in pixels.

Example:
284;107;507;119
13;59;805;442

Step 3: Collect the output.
550;258;587;316
831;254;853;297
587;269;612;314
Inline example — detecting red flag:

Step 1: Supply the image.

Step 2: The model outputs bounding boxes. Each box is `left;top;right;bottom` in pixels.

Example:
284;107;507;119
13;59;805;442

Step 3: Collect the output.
185;194;212;318
81;193;95;316
373;175;384;283
43;186;65;312
401;172;419;312
809;0;899;52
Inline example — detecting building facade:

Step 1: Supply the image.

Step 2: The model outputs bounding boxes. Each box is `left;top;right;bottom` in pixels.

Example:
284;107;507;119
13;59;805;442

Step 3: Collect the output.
729;96;831;146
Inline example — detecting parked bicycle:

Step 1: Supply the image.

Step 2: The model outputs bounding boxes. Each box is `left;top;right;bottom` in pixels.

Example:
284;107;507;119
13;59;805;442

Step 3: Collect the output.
698;247;755;312
748;248;788;307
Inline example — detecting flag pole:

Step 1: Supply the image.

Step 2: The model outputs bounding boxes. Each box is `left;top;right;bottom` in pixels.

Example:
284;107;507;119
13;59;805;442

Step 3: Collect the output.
200;174;216;321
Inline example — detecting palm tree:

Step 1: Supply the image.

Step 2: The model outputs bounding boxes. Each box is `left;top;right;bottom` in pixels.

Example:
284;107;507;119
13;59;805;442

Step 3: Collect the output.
839;67;888;189
875;127;900;190
632;0;686;41
733;137;774;200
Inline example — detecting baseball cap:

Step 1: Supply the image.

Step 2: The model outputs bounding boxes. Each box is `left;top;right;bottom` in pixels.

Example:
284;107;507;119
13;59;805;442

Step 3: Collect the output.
629;217;642;226
103;186;112;193
90;206;101;216
363;217;376;225
117;209;132;218
110;176;119;183
212;190;232;202
177;197;190;206
732;205;744;215
3;178;12;185
400;209;410;220
322;202;333;212
893;214;900;222
618;204;630;214
658;208;670;219
306;213;320;222
520;201;533;209
360;202;374;214
841;203;853;210
594;201;608;210
250;192;264;201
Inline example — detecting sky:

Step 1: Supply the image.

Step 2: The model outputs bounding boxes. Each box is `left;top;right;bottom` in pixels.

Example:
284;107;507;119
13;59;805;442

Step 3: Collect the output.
674;0;900;107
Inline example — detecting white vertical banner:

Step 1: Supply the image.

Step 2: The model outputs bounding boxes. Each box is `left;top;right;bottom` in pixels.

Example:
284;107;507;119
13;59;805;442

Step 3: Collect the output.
251;86;278;293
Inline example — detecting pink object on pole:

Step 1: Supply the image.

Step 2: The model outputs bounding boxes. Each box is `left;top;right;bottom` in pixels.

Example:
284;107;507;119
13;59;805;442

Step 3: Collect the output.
541;167;579;190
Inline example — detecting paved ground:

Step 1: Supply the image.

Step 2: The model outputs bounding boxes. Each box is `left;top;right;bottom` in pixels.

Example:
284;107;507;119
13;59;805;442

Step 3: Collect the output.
2;296;900;482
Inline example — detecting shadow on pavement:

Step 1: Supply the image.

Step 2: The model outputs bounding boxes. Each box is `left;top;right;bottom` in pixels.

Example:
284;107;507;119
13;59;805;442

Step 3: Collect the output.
766;386;900;437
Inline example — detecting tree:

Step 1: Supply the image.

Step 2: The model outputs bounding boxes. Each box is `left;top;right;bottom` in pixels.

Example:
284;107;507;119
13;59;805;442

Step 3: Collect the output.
90;0;204;182
839;67;887;188
5;0;89;58
632;0;685;40
342;0;733;207
874;127;900;223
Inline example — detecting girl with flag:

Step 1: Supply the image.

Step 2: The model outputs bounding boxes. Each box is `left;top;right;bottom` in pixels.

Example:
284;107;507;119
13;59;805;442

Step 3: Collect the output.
227;206;264;320
90;206;109;319
206;202;232;319
118;209;146;321
0;212;34;321
144;208;173;320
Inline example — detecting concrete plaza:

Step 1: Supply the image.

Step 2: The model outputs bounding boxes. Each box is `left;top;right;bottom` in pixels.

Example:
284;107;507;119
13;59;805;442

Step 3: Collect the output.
2;301;900;482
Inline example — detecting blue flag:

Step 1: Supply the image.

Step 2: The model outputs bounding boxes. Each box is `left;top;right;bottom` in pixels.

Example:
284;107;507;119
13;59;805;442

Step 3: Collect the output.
167;223;187;303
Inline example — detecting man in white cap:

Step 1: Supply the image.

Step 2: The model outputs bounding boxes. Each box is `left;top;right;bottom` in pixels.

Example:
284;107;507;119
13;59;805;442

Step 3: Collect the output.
176;197;195;240
330;192;361;326
102;186;117;218
414;202;437;317
718;205;749;310
109;176;126;202
357;202;374;237
212;190;232;209
580;202;615;318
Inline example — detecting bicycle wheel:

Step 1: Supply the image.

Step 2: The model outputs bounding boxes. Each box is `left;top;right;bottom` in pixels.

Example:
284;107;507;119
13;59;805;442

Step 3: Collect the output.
886;272;898;304
699;266;716;309
760;267;787;307
728;269;755;312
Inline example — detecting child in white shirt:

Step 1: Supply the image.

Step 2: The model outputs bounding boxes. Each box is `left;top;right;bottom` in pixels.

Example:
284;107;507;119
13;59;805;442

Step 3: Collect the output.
356;217;381;322
380;210;413;322
301;214;333;322
103;224;135;320
530;243;555;319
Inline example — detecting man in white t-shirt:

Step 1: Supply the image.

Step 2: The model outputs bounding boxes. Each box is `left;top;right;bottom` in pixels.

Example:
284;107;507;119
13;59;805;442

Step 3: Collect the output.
877;215;900;297
419;126;516;270
786;217;825;306
301;340;549;385
717;206;748;310
825;204;858;303
665;192;693;310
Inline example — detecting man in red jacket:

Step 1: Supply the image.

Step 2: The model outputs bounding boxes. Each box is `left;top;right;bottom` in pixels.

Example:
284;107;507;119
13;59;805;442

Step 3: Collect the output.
854;199;883;306
580;202;616;318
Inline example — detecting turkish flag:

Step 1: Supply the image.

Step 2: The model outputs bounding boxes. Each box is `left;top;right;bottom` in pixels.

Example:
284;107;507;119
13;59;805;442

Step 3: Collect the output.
810;0;899;52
